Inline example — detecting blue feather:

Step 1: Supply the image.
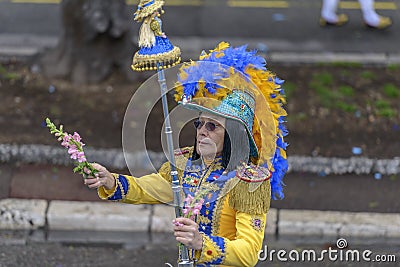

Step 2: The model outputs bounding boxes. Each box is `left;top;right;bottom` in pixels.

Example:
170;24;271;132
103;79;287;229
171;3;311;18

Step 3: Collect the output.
270;149;288;200
275;77;285;85
276;137;288;150
178;43;289;201
278;123;289;137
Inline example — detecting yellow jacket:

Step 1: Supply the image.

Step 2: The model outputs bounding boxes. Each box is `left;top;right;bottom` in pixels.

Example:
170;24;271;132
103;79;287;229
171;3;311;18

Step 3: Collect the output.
98;147;271;267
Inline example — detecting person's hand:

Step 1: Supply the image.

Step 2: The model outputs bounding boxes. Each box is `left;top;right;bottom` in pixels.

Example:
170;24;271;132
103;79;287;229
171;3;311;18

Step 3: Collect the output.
173;217;203;250
83;163;115;190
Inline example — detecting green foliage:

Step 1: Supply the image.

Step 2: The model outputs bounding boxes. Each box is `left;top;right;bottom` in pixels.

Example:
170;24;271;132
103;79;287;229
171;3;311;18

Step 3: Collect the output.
360;70;376;80
377;108;397;118
0;64;6;74
310;72;336;107
375;99;397;118
331;62;362;68
0;64;20;81
313;86;337;107
283;81;296;99
46;118;62;134
312;72;334;86
288;112;307;122
387;64;400;71
315;61;362;68
338;85;355;97
382;83;400;98
375;99;390;109
335;101;357;113
310;73;358;113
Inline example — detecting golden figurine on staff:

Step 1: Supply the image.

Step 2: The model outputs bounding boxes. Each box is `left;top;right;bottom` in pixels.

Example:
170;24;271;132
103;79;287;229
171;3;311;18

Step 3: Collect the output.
131;0;181;71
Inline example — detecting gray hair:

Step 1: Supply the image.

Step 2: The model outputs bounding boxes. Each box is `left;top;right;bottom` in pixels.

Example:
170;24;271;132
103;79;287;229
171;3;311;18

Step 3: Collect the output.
224;118;250;172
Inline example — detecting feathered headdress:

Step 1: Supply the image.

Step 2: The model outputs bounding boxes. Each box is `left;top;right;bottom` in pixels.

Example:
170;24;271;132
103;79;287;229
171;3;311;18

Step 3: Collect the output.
174;42;288;199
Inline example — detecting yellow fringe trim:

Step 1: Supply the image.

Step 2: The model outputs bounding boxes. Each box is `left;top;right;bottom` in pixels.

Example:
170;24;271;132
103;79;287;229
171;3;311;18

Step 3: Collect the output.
228;179;271;215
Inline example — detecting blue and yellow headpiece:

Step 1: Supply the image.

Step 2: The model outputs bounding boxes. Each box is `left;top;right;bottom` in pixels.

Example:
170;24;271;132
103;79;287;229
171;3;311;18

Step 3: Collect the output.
134;0;165;22
174;42;288;199
181;89;259;158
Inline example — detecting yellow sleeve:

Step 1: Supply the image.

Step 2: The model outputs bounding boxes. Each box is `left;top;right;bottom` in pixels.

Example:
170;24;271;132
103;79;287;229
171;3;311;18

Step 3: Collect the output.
97;162;174;204
97;148;192;204
195;212;266;266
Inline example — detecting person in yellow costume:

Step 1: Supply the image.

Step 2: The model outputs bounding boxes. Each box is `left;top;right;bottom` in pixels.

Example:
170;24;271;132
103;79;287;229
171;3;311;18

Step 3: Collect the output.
84;42;288;267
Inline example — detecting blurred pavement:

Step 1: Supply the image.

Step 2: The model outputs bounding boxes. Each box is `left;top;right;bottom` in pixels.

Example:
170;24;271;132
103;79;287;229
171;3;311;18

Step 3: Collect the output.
0;0;400;63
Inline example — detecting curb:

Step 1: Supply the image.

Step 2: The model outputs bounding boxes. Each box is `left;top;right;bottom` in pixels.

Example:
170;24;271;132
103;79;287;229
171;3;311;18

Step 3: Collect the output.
1;198;399;239
1;144;399;175
1;34;400;65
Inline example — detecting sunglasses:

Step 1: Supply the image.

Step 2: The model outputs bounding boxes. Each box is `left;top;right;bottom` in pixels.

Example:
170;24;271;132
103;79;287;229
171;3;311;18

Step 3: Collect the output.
193;119;220;131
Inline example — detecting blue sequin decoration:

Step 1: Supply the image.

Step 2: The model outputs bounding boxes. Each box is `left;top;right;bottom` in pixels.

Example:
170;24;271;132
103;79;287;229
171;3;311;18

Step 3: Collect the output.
138;36;175;55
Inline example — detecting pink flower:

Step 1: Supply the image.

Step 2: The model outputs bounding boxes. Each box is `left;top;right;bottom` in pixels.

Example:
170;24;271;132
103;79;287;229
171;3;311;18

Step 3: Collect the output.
182;208;189;215
61;135;71;147
194;203;203;210
72;132;81;142
68;146;78;156
47;118;93;176
173;220;184;227
77;152;86;163
184;194;194;204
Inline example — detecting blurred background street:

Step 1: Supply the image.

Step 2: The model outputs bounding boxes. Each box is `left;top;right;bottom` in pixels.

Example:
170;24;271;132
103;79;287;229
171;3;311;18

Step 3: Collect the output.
0;229;399;266
0;0;399;55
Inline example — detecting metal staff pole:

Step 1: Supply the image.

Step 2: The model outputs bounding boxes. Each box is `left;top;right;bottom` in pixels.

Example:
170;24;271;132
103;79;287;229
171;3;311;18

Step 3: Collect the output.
156;63;194;267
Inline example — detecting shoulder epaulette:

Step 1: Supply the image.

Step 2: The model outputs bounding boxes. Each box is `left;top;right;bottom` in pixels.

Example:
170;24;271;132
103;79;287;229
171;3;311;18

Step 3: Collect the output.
228;163;271;215
235;163;271;183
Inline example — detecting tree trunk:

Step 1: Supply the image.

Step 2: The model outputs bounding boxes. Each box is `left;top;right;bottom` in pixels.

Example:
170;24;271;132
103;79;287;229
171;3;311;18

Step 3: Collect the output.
41;0;136;84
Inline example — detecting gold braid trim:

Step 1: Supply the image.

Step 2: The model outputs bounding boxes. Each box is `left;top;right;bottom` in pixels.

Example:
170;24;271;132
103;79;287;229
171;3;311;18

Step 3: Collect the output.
116;177;126;200
210;177;237;236
150;18;163;36
131;46;181;71
157;147;193;183
196;233;225;264
228;179;271;214
134;0;165;22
